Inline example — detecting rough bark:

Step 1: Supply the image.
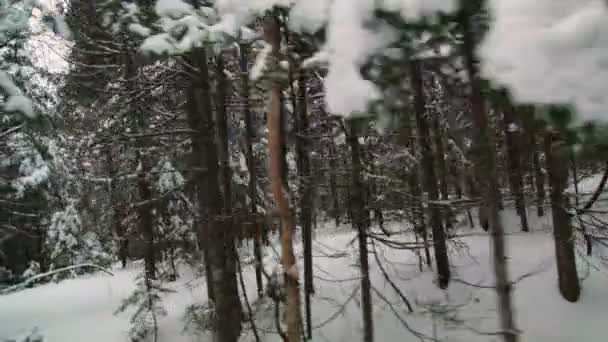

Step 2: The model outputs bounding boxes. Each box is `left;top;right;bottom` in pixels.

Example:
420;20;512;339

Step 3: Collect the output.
461;7;518;341
239;44;264;297
347;122;374;342
411;60;450;287
544;131;581;302
263;15;301;342
501;97;529;232
294;73;314;338
185;48;242;342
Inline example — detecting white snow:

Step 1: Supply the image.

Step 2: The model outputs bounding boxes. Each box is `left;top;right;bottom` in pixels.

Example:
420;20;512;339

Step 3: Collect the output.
289;0;330;34
2;209;608;342
480;0;608;123
155;0;193;18
250;42;272;81
128;23;151;37
4;94;35;119
507;123;520;133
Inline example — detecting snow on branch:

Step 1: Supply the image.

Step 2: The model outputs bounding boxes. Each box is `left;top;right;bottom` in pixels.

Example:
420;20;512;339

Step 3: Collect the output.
0;264;114;295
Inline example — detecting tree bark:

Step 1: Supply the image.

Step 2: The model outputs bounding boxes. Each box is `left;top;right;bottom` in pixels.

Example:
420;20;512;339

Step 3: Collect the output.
544;130;580;302
105;146;128;268
347;122;374;342
125;49;156;280
411;60;450;287
263;15;301;342
294;73;314;339
399;116;432;266
185;48;242;342
239;44;264;297
500;96;529;232
328;143;340;227
461;6;518;341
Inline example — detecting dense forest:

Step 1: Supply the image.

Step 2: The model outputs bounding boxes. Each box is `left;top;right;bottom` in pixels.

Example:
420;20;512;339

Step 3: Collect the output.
2;1;608;342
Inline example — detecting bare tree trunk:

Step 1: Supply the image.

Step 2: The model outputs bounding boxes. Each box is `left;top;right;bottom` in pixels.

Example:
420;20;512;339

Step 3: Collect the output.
105;146;128;268
186;47;242;342
432;114;453;230
461;6;518;341
411;60;450;287
263;15;301;342
239;44;264;297
399;92;431;267
500;96;529;232
533;145;545;217
328;143;340;226
523;114;546;217
185;49;214;301
347;122;374;342
294;73;314;339
544;130;580;302
125;49;156;280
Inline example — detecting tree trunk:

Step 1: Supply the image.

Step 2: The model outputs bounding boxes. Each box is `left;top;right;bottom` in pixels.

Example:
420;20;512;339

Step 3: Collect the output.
411;60;450;287
398;97;431;266
328;143;340;226
461;7;518;341
105;146;128;268
500;96;529;232
239;44;264;297
294;72;314;339
186;47;242;342
347;121;374;342
533;139;545;217
263;15;301;342
544;130;580;302
432;114;453;231
125;49;156;280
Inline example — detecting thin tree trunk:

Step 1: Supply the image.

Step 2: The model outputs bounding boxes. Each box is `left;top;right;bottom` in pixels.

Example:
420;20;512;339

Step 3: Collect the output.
500;96;529;232
239;44;264;297
185;49;214;302
411;60;449;287
461;6;518;341
125;49;156;280
105;146;128;268
347;122;374;342
570;152;592;256
398;103;431;266
544;130;580;302
263;15;301;342
186;47;242;342
294;73;314;339
432;114;453;230
328;143;340;226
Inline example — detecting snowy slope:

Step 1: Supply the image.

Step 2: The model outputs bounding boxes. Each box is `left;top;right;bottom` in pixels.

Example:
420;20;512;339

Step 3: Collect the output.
1;212;607;341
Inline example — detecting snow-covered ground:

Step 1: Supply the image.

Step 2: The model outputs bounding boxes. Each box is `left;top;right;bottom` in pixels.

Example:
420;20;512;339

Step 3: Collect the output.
1;210;607;342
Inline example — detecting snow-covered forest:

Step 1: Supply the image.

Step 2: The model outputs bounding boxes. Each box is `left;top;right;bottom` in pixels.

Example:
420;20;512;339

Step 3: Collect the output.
2;1;608;341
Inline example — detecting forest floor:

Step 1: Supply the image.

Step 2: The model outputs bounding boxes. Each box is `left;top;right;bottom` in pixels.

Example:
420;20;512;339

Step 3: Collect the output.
2;193;608;341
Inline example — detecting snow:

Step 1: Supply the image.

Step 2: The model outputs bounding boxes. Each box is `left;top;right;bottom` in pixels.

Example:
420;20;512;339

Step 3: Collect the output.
507;123;520;133
289;0;330;34
480;0;608;123
155;0;193;18
2;209;608;341
4;94;35;119
250;41;272;81
128;23;151;37
377;0;457;21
